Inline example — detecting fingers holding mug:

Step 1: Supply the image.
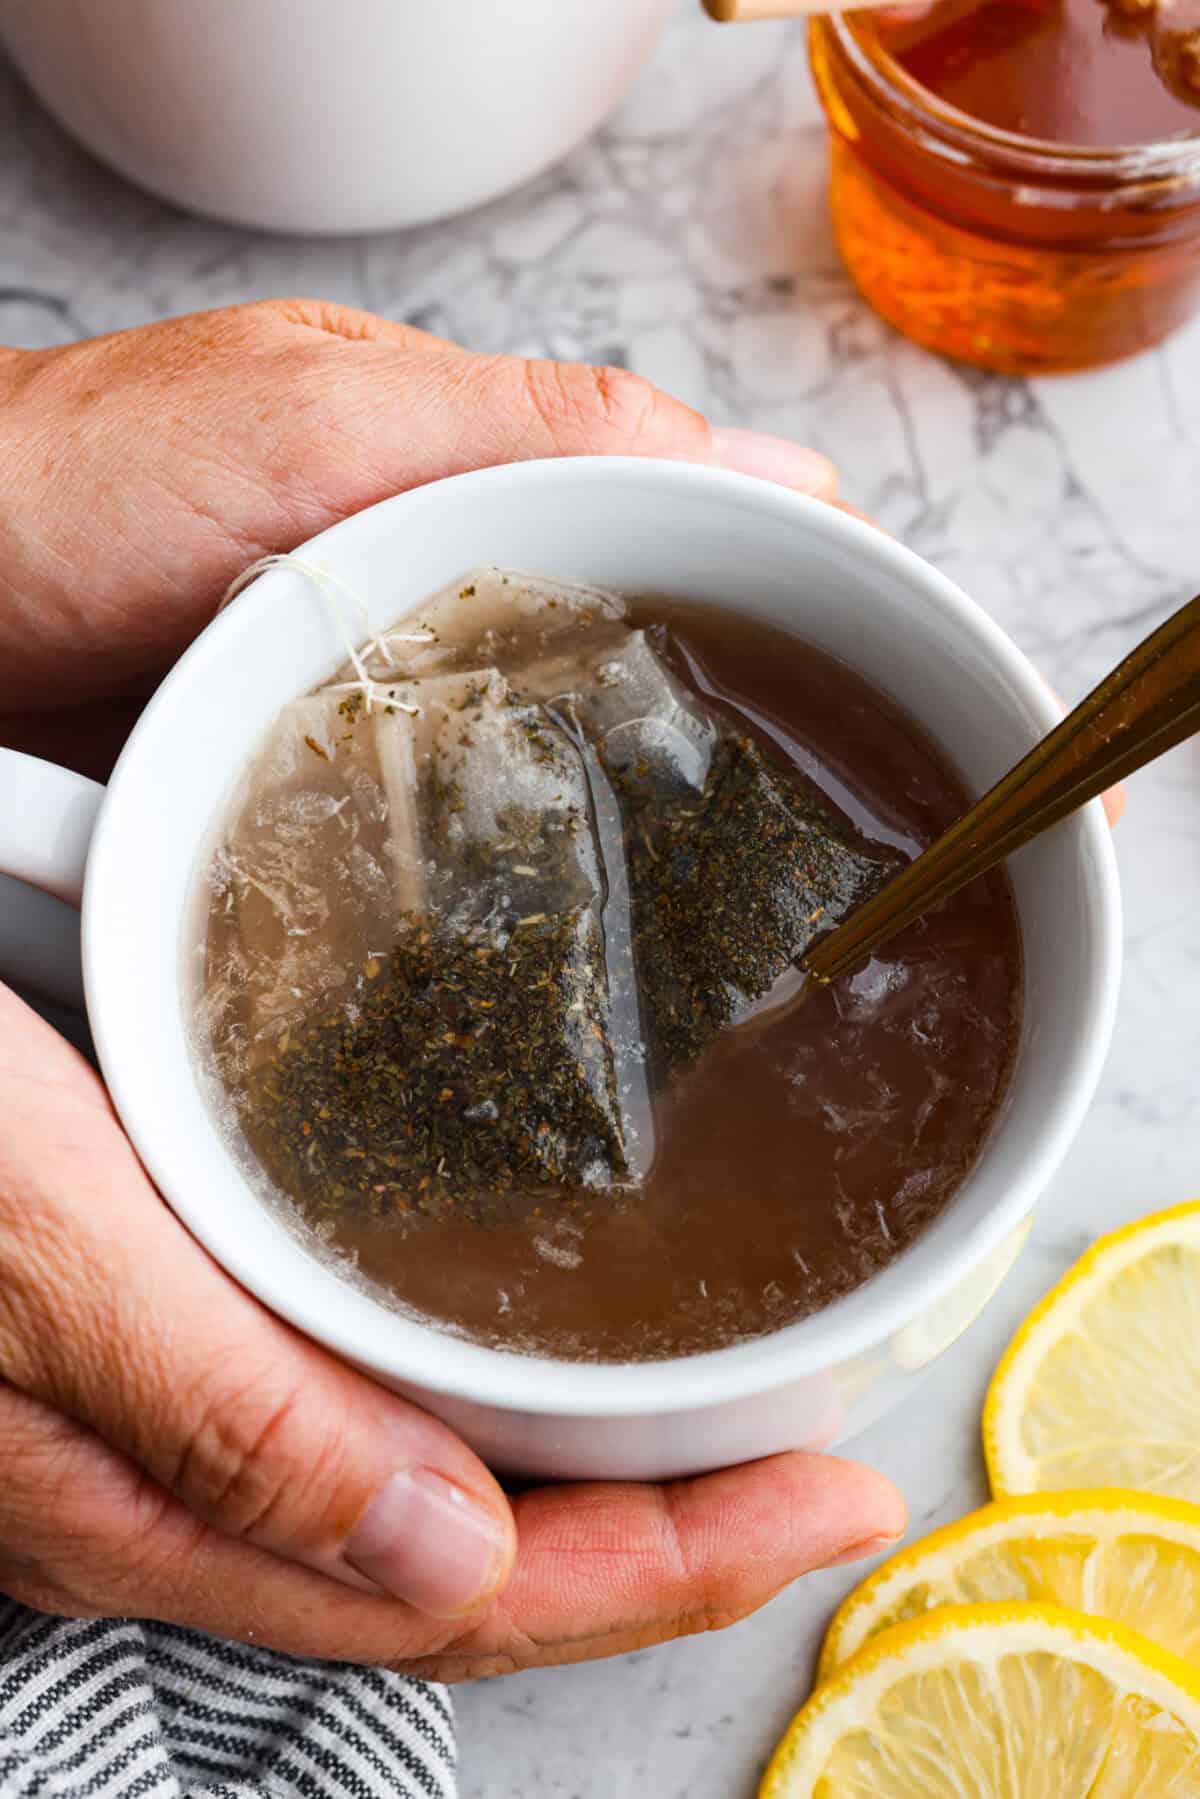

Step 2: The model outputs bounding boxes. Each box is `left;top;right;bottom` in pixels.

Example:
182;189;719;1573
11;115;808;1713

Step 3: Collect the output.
0;986;516;1626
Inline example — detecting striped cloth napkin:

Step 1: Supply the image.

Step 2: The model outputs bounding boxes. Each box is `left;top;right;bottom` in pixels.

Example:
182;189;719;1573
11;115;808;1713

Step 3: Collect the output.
0;1603;456;1798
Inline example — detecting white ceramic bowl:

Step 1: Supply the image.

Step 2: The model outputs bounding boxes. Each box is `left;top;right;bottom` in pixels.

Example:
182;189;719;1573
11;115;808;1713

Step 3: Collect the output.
0;0;675;234
0;459;1121;1479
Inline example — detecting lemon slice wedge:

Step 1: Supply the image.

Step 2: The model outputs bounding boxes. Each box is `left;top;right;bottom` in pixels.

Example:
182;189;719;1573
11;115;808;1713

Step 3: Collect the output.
818;1489;1200;1681
763;1602;1200;1797
984;1200;1200;1500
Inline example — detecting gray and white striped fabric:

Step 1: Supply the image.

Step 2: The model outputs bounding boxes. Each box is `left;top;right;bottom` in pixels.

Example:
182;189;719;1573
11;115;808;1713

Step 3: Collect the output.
0;1603;455;1798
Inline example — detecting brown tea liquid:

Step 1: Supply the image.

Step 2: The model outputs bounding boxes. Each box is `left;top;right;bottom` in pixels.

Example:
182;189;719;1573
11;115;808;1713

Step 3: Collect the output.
259;605;1022;1363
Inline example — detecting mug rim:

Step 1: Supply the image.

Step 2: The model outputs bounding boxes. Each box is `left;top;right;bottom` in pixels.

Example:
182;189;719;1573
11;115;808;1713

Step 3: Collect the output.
82;458;1123;1418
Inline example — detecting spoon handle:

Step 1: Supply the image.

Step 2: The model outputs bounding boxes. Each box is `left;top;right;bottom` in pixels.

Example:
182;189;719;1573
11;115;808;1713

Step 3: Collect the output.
804;591;1200;985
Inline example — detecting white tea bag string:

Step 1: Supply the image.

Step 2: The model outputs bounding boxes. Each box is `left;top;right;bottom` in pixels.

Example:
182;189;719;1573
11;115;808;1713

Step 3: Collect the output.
219;553;434;715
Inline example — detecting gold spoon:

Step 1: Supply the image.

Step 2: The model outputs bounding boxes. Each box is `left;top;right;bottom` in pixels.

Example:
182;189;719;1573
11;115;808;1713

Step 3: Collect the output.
799;590;1200;990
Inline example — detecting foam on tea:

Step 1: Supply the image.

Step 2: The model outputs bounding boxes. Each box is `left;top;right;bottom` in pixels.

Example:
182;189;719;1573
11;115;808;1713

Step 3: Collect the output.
196;572;1022;1361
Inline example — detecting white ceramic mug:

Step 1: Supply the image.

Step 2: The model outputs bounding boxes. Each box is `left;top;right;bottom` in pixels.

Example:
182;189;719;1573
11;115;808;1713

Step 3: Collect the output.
0;0;676;234
0;459;1122;1480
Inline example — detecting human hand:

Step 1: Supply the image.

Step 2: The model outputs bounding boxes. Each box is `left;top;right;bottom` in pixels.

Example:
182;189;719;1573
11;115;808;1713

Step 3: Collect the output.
0;982;903;1676
0;299;839;777
0;302;904;1675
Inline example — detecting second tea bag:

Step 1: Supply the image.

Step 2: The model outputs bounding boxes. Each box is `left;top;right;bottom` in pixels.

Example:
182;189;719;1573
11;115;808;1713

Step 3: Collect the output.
520;620;904;1073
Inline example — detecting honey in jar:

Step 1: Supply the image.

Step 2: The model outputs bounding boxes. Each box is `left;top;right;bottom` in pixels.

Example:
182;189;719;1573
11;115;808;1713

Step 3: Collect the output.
809;0;1200;372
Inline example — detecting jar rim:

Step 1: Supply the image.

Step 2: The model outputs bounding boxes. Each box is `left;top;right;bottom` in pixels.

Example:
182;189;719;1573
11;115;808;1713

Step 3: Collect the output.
829;12;1200;182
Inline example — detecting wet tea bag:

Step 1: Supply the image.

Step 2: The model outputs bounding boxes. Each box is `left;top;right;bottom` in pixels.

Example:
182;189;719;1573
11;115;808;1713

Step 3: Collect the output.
353;566;629;687
417;667;601;922
204;653;648;1229
522;626;719;797
623;723;903;1069
201;689;404;1074
520;623;903;1072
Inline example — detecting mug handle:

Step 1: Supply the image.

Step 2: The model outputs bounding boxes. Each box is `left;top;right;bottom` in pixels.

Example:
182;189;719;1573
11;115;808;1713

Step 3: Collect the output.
0;748;105;1011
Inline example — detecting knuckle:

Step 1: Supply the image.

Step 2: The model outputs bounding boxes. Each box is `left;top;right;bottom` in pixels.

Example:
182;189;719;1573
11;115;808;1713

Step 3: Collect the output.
519;359;683;449
139;300;350;383
198;298;311;346
169;1369;338;1541
657;1488;738;1623
653;1488;773;1641
591;365;663;437
250;296;380;342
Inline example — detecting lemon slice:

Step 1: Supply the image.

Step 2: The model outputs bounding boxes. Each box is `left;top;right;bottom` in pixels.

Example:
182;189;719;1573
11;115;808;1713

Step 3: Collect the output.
984;1200;1200;1501
818;1489;1200;1681
763;1602;1200;1797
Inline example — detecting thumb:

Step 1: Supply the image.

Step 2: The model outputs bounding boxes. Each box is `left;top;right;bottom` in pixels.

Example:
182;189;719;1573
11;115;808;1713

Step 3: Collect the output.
244;297;839;509
0;300;837;709
0;993;516;1619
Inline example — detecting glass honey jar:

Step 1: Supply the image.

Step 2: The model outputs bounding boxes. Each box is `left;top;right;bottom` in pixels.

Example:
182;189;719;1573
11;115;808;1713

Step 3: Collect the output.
808;7;1200;374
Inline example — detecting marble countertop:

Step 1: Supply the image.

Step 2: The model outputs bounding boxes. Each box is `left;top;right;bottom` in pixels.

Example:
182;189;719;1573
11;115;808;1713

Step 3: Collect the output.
3;5;1199;1794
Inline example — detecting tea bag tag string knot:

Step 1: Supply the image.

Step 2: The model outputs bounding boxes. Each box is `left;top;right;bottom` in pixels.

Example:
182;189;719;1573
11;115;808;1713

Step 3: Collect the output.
219;554;434;715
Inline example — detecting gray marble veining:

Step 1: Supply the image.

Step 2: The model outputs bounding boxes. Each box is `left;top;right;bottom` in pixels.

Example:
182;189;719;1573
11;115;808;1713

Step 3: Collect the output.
2;5;1198;1794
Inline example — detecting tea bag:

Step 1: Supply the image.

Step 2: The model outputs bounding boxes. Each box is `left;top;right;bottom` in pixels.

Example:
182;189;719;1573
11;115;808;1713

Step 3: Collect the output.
204;655;646;1227
522;626;719;797
201;690;404;1074
417;667;601;923
354;567;629;687
521;623;904;1073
